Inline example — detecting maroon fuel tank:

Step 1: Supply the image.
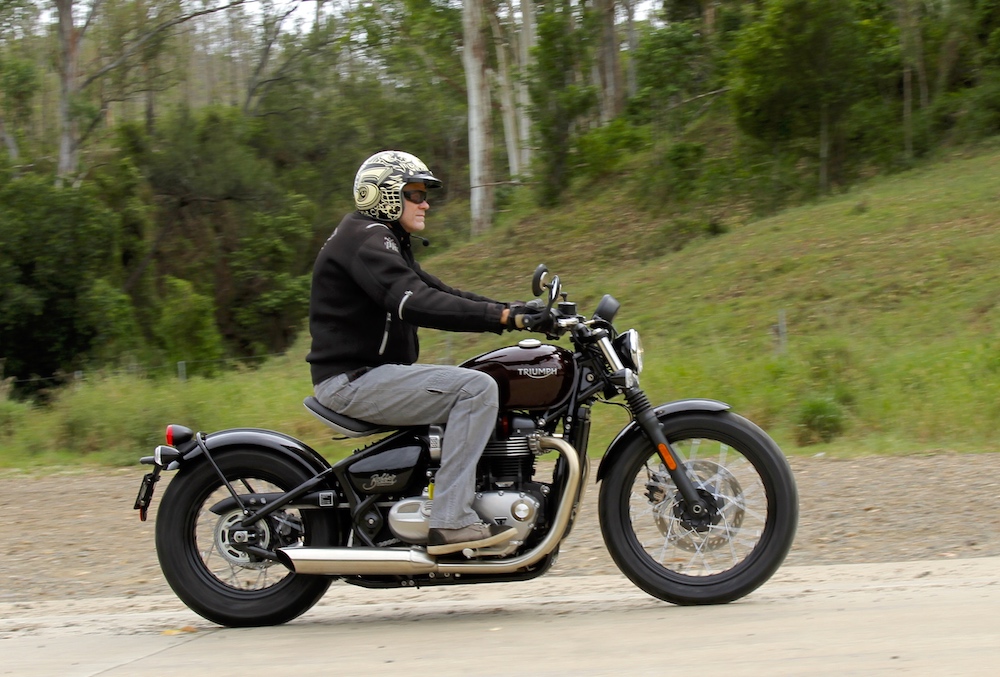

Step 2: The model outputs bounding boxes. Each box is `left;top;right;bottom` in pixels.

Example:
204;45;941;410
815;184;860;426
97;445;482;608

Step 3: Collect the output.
460;339;576;411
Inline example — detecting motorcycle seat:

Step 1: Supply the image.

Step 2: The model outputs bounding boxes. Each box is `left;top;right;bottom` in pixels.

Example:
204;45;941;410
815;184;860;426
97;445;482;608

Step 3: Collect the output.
303;397;395;439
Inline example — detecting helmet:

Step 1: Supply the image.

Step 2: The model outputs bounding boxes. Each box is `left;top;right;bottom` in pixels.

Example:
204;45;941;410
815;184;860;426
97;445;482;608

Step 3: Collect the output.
353;150;442;222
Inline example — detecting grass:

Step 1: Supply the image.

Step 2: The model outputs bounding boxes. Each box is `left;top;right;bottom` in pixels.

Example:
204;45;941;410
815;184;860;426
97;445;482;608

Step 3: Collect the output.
4;145;1000;467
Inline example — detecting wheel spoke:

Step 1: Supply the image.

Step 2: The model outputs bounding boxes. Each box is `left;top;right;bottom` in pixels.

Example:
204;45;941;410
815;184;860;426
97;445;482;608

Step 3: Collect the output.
625;436;769;578
193;479;297;592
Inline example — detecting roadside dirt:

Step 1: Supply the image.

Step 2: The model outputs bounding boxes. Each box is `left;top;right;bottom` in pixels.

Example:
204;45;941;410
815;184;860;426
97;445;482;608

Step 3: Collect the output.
3;452;999;603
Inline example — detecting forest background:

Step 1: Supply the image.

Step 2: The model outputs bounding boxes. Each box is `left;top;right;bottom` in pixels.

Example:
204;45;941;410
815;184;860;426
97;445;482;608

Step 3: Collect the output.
4;0;1000;465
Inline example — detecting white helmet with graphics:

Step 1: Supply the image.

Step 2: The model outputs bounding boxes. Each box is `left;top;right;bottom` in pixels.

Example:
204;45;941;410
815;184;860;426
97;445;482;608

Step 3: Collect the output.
353;150;442;222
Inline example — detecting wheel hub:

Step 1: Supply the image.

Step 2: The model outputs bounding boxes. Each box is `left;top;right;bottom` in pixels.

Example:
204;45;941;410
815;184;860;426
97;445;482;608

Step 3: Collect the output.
214;511;273;569
646;459;747;552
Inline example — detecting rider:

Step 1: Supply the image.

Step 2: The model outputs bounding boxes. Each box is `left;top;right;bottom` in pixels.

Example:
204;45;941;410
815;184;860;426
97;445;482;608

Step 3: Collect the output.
308;150;542;555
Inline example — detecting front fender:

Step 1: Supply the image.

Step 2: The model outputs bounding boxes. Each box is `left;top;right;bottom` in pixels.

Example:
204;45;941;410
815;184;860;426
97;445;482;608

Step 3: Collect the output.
596;399;730;482
176;428;332;477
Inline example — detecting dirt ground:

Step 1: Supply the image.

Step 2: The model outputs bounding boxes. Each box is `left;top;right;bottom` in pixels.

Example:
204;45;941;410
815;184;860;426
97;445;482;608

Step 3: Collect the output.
3;452;1000;603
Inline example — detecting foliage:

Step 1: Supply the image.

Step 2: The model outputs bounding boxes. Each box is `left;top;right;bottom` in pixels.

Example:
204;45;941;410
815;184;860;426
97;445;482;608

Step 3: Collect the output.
528;1;598;206
230;195;314;355
153;276;225;375
9;0;1000;406
573;118;648;180
795;396;846;445
629;20;713;127
0;175;123;392
729;0;872;148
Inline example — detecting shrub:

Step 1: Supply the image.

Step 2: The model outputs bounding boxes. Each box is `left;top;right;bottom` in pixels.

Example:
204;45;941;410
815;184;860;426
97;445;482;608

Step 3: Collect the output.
795;396;846;445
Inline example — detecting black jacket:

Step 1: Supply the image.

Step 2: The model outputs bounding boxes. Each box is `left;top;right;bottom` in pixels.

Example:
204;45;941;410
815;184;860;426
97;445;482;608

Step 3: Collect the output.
307;211;506;385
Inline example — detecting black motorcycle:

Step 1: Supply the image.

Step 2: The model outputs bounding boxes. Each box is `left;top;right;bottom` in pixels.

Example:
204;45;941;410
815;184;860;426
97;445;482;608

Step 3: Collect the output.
135;264;798;627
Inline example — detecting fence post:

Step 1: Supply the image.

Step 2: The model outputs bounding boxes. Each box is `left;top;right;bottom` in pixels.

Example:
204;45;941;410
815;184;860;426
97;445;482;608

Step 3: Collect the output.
774;310;788;355
177;361;187;381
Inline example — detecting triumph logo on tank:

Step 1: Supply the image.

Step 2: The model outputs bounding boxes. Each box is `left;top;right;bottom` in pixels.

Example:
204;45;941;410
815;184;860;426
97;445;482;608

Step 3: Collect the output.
362;472;397;491
517;366;558;378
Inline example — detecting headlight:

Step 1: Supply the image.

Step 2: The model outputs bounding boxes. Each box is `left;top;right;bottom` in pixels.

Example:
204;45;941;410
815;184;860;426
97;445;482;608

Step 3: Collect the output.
613;329;643;374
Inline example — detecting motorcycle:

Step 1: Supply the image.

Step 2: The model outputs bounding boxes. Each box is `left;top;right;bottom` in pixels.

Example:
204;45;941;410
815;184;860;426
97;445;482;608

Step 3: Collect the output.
134;264;798;627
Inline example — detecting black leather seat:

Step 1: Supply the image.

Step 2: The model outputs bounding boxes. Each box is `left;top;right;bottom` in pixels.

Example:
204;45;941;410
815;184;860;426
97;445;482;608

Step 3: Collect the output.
303;397;394;438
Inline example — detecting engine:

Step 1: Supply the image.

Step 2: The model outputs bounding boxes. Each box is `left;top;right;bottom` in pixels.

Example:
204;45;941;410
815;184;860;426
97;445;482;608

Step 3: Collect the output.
387;424;548;555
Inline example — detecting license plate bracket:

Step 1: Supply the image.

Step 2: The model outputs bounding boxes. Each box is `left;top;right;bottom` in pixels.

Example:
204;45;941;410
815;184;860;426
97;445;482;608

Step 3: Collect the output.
134;470;161;522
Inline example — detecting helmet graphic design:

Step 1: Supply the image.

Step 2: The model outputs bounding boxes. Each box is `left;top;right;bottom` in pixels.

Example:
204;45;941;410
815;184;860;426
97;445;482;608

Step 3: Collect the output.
353;150;442;222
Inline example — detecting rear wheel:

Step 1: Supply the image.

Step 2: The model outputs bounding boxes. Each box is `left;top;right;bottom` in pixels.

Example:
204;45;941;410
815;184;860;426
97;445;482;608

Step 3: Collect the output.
599;412;797;605
156;449;335;626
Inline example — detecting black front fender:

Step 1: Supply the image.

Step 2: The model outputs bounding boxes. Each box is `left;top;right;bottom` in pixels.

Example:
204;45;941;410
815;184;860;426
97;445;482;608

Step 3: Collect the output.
177;428;332;477
596;399;730;482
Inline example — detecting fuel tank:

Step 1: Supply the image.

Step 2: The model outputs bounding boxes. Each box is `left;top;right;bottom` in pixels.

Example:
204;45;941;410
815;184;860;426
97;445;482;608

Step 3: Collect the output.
461;339;575;411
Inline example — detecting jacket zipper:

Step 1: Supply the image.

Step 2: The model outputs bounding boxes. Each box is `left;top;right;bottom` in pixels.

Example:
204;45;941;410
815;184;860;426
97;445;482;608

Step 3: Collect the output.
397;290;413;320
378;312;391;356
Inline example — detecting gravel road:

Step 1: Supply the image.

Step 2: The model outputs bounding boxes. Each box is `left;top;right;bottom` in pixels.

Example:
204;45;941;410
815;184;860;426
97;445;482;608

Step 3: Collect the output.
3;452;1000;604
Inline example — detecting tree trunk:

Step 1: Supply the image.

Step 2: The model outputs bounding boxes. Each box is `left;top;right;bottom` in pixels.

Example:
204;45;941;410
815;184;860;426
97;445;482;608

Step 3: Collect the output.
516;0;534;174
55;0;81;182
463;0;494;237
935;28;962;102
0;113;20;166
819;103;829;193
903;62;913;161
596;0;623;122
488;9;521;177
623;0;638;98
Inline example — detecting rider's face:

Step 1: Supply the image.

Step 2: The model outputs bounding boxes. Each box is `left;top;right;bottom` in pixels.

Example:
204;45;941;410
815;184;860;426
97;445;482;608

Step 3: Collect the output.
399;182;429;234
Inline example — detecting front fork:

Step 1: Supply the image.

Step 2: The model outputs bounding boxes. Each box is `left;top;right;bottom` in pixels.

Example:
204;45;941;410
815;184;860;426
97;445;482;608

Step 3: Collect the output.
624;386;709;518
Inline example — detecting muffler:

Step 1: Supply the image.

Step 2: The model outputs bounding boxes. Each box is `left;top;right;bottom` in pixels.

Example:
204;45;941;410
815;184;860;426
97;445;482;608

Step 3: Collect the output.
277;436;581;577
277;546;437;576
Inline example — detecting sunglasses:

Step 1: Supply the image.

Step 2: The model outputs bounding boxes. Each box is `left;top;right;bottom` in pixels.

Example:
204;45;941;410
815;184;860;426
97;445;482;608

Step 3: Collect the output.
402;190;429;205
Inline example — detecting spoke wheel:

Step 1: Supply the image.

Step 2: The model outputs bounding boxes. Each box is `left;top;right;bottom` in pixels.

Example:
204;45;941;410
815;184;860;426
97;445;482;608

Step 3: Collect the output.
600;412;797;605
156;449;335;626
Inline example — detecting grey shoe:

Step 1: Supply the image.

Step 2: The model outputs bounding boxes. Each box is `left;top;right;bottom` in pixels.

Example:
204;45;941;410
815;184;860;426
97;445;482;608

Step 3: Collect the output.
427;522;518;555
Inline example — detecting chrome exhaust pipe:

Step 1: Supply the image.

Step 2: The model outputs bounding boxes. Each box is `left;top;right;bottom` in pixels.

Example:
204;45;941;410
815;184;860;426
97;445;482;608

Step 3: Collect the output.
277;546;436;576
277;436;582;577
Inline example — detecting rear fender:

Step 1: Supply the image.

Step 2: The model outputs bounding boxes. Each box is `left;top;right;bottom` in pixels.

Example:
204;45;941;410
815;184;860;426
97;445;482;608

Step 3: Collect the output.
596;399;730;482
176;428;332;477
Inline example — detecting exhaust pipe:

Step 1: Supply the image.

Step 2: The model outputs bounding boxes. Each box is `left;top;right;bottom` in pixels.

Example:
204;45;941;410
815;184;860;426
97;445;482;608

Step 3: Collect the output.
277;546;437;576
278;436;581;576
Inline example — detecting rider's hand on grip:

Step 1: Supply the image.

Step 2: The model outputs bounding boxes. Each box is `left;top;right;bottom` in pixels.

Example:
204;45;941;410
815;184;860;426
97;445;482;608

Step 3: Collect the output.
506;299;550;332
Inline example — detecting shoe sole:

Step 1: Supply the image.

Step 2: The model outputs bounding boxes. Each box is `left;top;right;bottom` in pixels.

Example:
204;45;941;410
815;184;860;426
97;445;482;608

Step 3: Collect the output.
427;526;518;556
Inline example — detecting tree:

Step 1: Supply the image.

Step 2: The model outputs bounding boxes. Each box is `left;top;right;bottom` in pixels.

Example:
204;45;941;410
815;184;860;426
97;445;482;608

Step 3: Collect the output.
487;0;535;178
594;0;624;122
463;0;494;236
730;0;871;192
529;0;596;205
0;174;122;391
51;0;249;182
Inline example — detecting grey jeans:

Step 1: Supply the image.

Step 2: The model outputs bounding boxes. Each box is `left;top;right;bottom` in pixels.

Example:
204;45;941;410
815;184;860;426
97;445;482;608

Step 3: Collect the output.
314;364;499;530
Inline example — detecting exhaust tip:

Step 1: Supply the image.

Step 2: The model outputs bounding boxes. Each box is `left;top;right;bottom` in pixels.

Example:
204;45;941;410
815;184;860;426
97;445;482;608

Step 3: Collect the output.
275;548;297;573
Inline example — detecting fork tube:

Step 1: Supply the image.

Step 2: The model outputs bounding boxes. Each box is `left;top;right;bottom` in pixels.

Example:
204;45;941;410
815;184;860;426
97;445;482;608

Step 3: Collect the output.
624;387;708;516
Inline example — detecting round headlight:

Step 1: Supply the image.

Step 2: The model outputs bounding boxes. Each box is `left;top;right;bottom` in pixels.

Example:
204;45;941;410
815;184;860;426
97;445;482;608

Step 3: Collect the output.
613;329;644;374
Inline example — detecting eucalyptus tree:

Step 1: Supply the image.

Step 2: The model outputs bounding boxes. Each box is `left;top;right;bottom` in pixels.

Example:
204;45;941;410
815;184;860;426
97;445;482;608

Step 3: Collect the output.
730;0;871;192
463;0;494;236
529;0;596;206
50;0;250;181
0;0;40;164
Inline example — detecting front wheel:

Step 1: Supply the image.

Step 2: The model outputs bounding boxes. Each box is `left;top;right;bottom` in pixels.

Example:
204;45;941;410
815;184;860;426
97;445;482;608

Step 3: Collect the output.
599;412;797;605
155;448;336;626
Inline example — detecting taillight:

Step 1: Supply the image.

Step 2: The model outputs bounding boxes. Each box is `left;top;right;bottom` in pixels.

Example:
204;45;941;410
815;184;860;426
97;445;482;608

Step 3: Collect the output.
164;424;194;447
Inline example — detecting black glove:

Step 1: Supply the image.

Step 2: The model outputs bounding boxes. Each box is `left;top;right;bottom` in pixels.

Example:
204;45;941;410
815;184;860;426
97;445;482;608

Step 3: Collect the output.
506;299;549;332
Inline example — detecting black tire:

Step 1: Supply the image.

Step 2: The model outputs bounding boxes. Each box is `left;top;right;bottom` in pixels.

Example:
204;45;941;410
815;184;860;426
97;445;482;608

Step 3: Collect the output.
599;411;798;605
155;448;335;626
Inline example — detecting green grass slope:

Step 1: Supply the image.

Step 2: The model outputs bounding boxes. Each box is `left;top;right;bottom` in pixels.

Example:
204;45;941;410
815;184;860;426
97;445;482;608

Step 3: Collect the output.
3;147;1000;467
